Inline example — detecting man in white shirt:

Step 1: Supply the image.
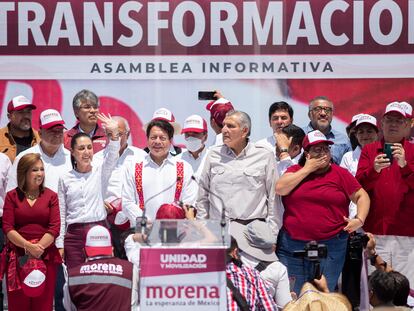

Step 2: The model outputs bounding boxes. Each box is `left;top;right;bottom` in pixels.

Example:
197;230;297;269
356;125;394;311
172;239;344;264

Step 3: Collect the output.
122;119;197;227
94;116;147;256
177;114;208;179
7;109;72;193
205;97;234;146
196;110;280;235
256;101;294;154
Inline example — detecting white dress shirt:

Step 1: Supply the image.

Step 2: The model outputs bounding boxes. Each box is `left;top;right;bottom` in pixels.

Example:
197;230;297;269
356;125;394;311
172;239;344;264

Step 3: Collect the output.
255;135;276;154
176;146;208;181
122;153;197;226
56;140;119;248
7;144;72;193
340;146;362;218
93;145;147;200
0;153;11;217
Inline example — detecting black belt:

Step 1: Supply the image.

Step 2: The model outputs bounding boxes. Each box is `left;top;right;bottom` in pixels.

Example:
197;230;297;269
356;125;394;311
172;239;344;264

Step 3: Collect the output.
231;218;265;226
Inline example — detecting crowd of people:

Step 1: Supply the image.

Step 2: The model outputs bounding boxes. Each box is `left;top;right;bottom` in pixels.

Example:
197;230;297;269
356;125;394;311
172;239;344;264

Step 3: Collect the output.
0;89;413;311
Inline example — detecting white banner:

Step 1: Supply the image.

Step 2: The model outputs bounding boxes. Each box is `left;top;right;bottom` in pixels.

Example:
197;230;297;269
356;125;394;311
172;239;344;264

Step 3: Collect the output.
1;55;414;80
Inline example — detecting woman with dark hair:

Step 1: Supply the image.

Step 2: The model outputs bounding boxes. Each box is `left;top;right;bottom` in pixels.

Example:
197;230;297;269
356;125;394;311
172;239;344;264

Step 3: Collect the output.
2;153;61;310
275;130;370;294
57;113;119;269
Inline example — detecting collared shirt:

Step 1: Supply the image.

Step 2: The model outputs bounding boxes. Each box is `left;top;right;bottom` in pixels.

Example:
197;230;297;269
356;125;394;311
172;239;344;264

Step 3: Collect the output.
196;142;279;235
226;261;277;311
303;123;352;164
93;145;147;200
340;146;362;177
0;124;41;162
7;143;72;193
176;146;208;180
0;153;11;216
122;153;197;226
340;146;362;218
214;133;223;146
56;140;119;248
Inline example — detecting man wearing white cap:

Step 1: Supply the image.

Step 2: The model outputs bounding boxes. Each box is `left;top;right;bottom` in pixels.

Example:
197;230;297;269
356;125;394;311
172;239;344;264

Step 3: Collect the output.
177;114;208;178
64;225;138;311
143;107;183;156
0;95;40;162
7;109;72;193
356;102;414;289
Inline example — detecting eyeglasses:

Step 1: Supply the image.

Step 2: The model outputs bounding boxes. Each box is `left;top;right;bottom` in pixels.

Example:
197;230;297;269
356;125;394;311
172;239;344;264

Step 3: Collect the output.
311;106;333;114
79;104;99;110
309;146;331;154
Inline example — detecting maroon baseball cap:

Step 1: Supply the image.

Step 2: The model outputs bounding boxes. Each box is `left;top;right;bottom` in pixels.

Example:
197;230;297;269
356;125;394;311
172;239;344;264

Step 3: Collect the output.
206;98;234;127
19;258;47;297
7;95;36;113
156;203;186;220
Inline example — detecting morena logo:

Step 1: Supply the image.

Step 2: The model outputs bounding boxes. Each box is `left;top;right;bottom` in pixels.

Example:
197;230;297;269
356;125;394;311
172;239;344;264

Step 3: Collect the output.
146;285;219;299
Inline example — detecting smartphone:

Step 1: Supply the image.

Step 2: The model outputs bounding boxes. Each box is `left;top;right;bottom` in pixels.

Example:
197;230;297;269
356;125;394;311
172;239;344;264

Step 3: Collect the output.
198;91;216;100
383;143;393;163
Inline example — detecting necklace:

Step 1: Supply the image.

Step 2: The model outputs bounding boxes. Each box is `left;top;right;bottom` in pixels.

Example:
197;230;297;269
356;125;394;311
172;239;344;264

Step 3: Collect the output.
24;192;39;200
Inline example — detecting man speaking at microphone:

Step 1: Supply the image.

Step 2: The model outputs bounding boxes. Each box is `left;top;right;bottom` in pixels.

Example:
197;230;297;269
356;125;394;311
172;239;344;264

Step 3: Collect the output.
122;119;197;227
196;110;280;235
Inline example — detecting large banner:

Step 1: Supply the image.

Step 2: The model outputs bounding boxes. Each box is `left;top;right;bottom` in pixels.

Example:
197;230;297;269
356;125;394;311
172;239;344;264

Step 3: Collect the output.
0;0;413;146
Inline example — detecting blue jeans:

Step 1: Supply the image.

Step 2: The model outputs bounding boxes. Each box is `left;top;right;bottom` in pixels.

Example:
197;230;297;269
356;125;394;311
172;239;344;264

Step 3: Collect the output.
276;229;348;294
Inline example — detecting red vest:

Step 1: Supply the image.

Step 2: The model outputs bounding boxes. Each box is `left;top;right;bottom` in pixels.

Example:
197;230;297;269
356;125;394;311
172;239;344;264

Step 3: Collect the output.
68;257;133;311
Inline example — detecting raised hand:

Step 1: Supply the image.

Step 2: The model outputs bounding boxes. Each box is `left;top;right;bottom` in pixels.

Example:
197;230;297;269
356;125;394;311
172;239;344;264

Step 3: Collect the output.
374;153;391;173
97;113;119;139
391;143;407;168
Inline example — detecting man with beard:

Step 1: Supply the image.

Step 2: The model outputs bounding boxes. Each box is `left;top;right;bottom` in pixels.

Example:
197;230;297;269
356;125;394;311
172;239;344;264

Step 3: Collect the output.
303;96;351;164
0;95;40;162
64;89;107;152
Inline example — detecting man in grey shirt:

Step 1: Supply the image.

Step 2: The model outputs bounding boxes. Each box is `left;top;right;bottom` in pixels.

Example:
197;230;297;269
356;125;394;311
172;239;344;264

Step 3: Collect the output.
196;110;280;235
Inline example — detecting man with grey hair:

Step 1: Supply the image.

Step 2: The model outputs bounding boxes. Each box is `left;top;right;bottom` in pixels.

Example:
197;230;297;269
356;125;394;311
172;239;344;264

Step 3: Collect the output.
196;110;280;235
63;89;108;152
303;96;351;164
93;116;147;256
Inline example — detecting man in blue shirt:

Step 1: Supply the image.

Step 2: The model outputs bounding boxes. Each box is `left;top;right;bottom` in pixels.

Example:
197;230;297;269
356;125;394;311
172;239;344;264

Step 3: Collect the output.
303;96;351;164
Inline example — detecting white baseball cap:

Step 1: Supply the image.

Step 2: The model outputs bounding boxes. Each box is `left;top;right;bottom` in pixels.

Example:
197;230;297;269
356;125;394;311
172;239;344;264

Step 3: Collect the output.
302;130;333;151
181;114;208;134
355;114;378;130
399;101;413;118
384;102;407;118
85;225;112;257
39;109;65;129
144;108;182;135
351;113;364;123
7;95;36;113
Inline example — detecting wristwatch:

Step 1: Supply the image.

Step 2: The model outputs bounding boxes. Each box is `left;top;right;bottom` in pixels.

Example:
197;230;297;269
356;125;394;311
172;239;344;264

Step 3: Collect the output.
280;148;289;153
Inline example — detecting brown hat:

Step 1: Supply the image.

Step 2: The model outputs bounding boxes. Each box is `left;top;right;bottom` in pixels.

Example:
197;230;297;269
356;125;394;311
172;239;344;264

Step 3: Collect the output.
283;282;352;311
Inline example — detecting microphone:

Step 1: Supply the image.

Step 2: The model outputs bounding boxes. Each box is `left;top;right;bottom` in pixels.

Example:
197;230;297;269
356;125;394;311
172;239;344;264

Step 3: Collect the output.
191;175;227;245
138;176;182;235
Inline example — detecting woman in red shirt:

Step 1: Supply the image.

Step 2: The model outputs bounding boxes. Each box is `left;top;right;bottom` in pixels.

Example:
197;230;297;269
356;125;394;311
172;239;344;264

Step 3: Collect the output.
2;153;61;311
275;130;370;294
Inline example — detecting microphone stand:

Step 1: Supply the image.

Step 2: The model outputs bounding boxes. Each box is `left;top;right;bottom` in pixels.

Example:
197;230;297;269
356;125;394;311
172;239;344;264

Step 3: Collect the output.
191;176;227;246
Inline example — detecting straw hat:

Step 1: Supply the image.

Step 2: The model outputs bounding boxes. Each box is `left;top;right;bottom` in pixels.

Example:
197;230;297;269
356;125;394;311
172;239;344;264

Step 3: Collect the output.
283;282;352;311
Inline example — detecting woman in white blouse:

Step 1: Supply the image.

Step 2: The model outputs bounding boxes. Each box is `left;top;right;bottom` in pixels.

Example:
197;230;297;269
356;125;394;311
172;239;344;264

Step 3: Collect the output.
340;114;378;217
57;114;119;269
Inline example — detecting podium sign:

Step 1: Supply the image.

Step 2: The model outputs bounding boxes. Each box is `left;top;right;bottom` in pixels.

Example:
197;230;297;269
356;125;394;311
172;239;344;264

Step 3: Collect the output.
140;247;227;310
